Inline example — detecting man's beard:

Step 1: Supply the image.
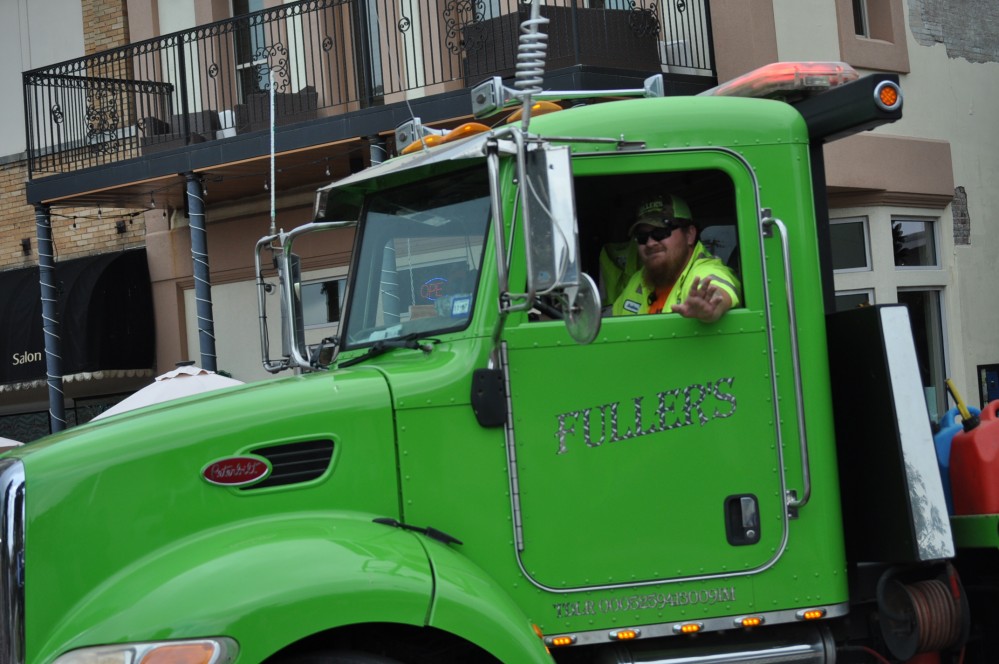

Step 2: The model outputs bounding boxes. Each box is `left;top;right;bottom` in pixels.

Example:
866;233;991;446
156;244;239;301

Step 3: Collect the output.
643;253;686;289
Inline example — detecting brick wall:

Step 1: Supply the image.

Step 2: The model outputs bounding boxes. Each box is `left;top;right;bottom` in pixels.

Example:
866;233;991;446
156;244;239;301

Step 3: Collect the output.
908;0;999;64
82;0;130;55
0;1;147;274
0;158;147;272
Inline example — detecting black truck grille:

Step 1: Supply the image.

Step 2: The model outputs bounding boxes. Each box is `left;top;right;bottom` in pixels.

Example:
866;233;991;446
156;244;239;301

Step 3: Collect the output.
243;439;334;490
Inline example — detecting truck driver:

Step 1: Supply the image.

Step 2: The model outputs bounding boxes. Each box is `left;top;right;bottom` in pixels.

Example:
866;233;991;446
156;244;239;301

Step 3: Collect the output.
611;193;741;323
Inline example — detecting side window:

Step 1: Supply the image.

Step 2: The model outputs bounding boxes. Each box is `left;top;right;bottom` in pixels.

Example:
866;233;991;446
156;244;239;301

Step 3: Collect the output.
569;169;741;316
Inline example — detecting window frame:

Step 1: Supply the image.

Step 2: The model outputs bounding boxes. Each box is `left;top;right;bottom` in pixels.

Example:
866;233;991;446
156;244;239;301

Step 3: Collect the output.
897;286;949;421
830;215;872;273
833;288;875;312
892;215;940;270
834;0;910;73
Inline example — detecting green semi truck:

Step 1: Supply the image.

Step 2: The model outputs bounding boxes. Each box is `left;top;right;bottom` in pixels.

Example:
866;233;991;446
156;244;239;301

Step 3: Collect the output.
3;34;997;664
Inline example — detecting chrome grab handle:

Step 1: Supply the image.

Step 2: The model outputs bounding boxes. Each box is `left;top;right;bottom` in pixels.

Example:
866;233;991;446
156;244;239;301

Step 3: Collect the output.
762;209;811;510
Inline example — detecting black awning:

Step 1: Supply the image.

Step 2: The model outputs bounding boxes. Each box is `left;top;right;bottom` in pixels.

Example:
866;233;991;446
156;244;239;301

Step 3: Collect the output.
0;249;154;385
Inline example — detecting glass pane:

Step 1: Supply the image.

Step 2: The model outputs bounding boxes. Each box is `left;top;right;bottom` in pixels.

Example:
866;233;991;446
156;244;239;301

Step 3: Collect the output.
830;219;869;270
302;279;345;327
344;168;490;347
834;291;871;312
852;0;869;36
893;219;937;267
898;289;946;421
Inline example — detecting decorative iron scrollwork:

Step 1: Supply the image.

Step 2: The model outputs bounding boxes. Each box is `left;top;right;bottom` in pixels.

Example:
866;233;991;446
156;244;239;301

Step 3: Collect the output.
321;36;334;52
443;0;486;55
399;16;411;32
85;89;120;155
253;43;290;92
50;104;64;124
208;62;220;78
629;1;661;38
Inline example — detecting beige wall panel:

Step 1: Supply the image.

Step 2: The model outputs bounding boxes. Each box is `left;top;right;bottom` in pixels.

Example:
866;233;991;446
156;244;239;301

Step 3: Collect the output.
825;134;953;206
708;0;778;84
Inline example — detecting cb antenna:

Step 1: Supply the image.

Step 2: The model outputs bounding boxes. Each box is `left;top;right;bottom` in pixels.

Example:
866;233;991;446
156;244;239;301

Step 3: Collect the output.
513;0;549;132
268;70;276;236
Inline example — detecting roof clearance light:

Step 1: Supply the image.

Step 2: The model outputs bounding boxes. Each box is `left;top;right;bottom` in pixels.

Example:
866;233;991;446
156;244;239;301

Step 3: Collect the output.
797;608;827;621
440;122;491;145
548;635;576;647
400;134;445;155
673;622;703;635
699;61;859;99
609;629;640;641
506;100;563;124
874;80;902;112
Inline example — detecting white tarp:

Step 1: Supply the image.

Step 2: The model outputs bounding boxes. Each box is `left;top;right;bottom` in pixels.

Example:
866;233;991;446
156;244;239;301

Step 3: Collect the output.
93;365;244;420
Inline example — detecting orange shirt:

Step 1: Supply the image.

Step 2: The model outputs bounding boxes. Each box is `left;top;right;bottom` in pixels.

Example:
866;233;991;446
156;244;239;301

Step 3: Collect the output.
647;285;674;314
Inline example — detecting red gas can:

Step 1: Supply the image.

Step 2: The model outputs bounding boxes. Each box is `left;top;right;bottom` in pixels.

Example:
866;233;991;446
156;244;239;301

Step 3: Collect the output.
950;400;999;515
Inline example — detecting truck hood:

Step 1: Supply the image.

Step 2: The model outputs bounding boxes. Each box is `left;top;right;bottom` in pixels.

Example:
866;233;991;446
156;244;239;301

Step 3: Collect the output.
18;368;401;651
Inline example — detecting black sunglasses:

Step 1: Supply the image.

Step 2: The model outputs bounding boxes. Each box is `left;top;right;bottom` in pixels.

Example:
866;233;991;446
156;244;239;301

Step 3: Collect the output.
633;221;688;245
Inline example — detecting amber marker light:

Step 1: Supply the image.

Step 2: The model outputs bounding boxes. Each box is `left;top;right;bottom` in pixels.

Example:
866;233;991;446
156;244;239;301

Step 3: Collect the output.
673;622;703;635
736;616;764;628
547;635;576;647
400;134;445;155
506;100;563;123
440;122;490;144
609;628;640;641
796;608;827;621
874;80;902;112
141;642;218;664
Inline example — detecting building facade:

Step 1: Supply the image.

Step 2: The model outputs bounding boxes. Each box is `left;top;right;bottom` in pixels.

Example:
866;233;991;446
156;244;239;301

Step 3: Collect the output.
1;0;997;439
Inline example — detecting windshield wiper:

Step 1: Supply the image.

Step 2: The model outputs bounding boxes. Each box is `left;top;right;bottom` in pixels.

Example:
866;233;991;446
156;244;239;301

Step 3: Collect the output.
338;333;436;368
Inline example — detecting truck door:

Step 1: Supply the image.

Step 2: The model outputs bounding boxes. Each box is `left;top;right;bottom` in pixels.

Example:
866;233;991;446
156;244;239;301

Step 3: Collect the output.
502;151;790;592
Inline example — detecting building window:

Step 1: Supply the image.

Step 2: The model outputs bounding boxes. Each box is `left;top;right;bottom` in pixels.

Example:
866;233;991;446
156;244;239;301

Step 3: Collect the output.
893;217;938;268
852;0;869;36
834;289;873;312
834;0;909;72
898;288;947;421
831;206;951;421
831;216;871;271
233;0;268;99
978;364;999;408
303;278;346;328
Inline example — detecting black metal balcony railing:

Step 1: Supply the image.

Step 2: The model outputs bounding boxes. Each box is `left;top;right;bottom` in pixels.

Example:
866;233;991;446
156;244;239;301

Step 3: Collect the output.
23;0;713;178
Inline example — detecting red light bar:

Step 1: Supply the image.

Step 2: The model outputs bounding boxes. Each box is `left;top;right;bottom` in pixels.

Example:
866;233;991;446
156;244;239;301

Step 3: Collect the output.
699;61;859;99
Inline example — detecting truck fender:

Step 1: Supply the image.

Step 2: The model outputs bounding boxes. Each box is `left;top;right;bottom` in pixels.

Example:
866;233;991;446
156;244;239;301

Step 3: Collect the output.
422;539;553;664
40;513;436;663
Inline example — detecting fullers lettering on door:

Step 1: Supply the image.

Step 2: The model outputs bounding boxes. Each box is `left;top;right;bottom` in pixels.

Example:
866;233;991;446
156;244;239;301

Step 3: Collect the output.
11;351;42;366
554;377;737;454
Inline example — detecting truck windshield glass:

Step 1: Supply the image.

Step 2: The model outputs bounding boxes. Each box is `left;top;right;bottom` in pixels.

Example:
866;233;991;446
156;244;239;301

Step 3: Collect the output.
343;168;490;348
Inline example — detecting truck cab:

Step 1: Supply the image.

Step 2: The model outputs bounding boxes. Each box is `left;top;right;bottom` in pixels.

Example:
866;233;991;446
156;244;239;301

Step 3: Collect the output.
2;58;973;664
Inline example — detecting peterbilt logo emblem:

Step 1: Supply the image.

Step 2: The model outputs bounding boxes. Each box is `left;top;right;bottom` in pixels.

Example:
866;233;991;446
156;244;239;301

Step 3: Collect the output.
202;456;271;486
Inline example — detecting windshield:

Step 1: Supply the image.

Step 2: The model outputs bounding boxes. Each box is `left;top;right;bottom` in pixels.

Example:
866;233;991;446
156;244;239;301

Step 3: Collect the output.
343;168;491;347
